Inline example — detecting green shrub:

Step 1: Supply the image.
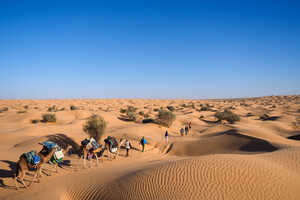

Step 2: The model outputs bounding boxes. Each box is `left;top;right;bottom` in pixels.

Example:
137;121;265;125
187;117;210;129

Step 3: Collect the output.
120;108;127;114
127;111;136;121
167;106;175;112
127;106;137;113
17;110;27;114
42;113;56;123
48;105;57;112
157;109;176;127
83;114;106;142
31;119;39;124
0;107;8;112
70;105;79;110
215;110;240;124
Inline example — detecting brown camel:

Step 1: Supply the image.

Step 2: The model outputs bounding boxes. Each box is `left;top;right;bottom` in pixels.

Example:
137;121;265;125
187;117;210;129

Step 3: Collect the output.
103;138;125;160
79;138;125;168
14;147;56;190
79;144;104;168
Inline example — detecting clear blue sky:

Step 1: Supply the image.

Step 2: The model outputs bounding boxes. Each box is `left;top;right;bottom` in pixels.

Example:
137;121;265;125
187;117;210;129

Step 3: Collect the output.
1;0;299;99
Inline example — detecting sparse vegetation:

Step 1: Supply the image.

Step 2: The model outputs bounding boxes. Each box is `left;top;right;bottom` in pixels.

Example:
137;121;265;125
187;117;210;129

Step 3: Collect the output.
0;107;8;112
17;110;27;114
157;109;176;127
42;113;56;123
70;105;79;110
167;106;175;112
138;111;145;116
24;105;29;109
215;109;240;124
48;105;57;112
120;108;127;114
83;114;106;142
31;119;39;124
153;108;159;112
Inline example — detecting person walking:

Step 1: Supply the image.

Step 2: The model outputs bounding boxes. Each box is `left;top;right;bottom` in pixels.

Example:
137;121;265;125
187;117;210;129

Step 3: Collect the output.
185;125;189;136
180;128;184;136
125;139;132;157
140;136;147;152
189;121;192;130
165;130;169;143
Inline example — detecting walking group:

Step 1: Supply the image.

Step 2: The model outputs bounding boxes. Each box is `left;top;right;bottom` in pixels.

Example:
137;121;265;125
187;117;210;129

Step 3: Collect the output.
164;121;192;143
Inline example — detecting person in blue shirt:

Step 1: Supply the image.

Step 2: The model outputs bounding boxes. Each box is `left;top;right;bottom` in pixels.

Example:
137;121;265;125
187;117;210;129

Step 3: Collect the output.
140;136;147;152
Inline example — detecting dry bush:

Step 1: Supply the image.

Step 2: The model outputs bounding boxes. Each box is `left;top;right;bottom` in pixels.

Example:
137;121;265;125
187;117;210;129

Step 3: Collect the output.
42;113;56;122
0;107;8;112
157;109;176;127
17;110;27;114
31;119;39;124
70;105;79;110
83;114;106;142
215;109;240;124
167;106;175;112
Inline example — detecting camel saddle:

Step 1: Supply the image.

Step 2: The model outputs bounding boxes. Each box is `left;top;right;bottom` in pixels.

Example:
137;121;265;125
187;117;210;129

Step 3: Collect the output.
24;150;40;165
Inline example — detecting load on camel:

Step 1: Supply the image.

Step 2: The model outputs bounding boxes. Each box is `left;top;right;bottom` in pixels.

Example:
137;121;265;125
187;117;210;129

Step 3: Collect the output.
39;141;65;174
79;137;104;168
14;146;57;190
14;141;64;190
104;136;125;159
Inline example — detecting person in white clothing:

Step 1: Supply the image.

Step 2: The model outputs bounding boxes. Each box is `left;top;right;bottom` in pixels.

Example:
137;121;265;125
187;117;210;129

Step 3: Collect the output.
125;139;132;157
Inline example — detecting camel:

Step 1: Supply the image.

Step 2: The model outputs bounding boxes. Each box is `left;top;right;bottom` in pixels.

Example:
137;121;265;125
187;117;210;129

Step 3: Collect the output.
79;137;125;168
103;137;125;160
79;144;104;168
14;147;57;190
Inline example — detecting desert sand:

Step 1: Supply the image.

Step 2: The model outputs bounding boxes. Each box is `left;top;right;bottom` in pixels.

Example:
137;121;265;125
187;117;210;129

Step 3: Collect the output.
0;96;300;200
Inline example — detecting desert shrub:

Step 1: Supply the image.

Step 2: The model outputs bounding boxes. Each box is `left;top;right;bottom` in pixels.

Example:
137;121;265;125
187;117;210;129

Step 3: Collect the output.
24;105;29;109
127;106;137;113
42;113;56;123
157;109;176;127
153;108;159;112
181;104;186;108
17;110;27;114
297;109;300;113
31;119;39;124
167;106;175;112
126;111;136;121
142;118;155;123
83;114;106;142
138;111;145;116
200;106;209;111
120;108;127;114
199;115;204;119
0;107;8;112
259;114;270;120
215;109;240;124
59;107;65;111
144;113;150;118
48;105;57;112
70;105;79;110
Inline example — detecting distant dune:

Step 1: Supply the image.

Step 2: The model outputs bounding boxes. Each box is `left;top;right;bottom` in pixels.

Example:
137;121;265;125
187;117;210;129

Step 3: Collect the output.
0;95;300;200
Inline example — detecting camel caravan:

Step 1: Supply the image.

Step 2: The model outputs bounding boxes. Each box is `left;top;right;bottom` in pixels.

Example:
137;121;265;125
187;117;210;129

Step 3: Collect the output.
14;141;64;190
13;114;128;190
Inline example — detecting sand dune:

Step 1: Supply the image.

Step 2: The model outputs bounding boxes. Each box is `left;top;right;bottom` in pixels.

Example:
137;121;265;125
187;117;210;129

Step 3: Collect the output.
0;96;300;200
